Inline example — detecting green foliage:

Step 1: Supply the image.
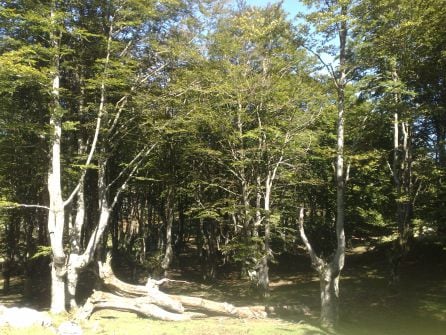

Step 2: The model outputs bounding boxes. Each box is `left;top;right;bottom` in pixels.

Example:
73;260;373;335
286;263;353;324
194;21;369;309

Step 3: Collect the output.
220;236;264;266
30;246;52;260
1;1;446;318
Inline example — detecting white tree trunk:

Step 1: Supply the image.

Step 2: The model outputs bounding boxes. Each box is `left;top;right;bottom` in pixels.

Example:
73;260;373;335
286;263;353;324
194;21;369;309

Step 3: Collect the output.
48;0;66;313
161;188;174;275
67;139;87;309
257;176;271;297
319;266;339;330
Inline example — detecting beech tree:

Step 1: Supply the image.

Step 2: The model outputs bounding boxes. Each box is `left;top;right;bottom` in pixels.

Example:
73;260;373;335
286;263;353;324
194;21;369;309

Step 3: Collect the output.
352;0;446;284
1;0;191;312
1;0;446;330
164;2;323;294
297;0;354;329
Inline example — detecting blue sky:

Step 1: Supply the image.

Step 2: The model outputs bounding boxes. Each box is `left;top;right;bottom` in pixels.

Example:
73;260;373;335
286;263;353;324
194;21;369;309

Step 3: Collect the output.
242;0;336;67
243;0;309;19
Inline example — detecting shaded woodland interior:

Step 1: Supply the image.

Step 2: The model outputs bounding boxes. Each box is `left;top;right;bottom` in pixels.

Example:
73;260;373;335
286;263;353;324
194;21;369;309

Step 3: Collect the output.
1;0;446;332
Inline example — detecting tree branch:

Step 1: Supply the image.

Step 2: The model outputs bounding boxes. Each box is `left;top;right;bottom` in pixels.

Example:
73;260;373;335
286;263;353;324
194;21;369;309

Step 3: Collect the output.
0;203;49;210
298;207;323;272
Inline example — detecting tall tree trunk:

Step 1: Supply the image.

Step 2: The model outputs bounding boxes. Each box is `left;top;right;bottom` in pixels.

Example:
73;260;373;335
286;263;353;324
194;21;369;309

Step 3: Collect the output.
318;4;347;328
299;2;347;328
257;176;271;298
389;68;415;286
203;220;218;281
390;114;413;285
161;187;174;276
48;1;66;313
67;137;87;309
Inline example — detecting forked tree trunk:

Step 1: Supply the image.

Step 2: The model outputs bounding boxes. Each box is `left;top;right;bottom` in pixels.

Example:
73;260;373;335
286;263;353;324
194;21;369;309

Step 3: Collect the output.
67;140;87;309
299;207;344;331
389;73;416;286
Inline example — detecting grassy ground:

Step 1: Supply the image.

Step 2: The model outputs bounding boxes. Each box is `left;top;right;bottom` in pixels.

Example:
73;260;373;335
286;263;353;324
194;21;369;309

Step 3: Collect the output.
1;312;326;335
1;237;446;334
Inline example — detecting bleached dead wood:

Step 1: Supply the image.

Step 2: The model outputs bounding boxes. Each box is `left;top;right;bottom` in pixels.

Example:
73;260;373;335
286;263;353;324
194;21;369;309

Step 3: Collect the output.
78;254;267;321
171;295;267;318
76;291;205;321
98;258;183;313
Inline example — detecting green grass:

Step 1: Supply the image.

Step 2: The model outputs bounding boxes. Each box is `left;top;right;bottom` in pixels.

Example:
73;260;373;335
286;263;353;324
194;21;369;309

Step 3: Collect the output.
1;310;327;335
1;237;446;335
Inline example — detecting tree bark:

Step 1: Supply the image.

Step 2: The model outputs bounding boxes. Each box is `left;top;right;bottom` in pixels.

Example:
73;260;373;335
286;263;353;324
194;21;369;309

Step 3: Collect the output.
319;264;340;330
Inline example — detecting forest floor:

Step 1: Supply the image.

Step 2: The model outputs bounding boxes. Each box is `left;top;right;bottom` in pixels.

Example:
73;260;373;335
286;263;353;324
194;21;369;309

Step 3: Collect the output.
1;236;446;335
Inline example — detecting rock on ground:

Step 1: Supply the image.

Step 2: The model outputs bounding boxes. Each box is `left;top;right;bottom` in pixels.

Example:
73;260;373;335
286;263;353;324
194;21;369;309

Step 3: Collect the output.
57;321;83;335
0;305;52;328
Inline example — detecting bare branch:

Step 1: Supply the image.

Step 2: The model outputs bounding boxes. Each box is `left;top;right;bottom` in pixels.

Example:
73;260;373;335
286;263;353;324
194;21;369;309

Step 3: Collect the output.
345;160;351;184
109;143;157;210
387;159;399;185
63;15;114;208
298;207;323;272
105;143;156;194
1;203;49;210
301;45;338;87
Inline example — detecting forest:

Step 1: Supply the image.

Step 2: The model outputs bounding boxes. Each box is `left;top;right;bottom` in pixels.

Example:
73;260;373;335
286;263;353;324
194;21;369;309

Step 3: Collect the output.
0;0;446;334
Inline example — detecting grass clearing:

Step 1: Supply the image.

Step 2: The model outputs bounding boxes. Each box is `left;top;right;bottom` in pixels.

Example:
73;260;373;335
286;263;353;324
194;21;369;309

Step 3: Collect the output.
1;310;326;335
1;238;446;334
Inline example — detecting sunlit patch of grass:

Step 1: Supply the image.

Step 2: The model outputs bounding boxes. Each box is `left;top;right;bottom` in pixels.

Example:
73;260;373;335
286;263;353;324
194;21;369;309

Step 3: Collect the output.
2;237;446;335
87;310;327;335
419;300;446;321
1;310;328;335
418;292;446;321
0;325;50;335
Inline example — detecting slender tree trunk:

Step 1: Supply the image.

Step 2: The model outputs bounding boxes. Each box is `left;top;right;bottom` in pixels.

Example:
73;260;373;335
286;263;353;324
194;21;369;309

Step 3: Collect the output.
203;220;218;281
3;213;19;294
390;119;413;285
318;4;347;328
48;1;67;313
389;69;414;286
254;175;262;238
161;187;174;275
67;138;87;309
299;3;347;328
257;177;271;298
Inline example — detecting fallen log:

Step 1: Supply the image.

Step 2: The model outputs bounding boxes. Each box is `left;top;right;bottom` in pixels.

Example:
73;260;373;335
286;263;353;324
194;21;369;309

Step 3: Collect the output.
98;257;184;313
81;254;267;321
171;295;267;318
76;291;205;321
